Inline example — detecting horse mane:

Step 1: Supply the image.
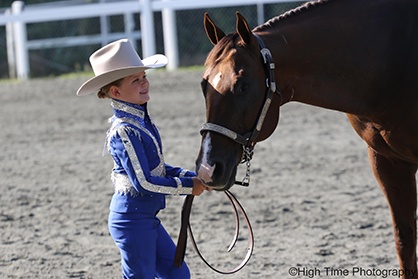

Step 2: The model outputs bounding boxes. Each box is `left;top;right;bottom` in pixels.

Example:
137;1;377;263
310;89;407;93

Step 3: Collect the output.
253;0;330;32
204;1;331;68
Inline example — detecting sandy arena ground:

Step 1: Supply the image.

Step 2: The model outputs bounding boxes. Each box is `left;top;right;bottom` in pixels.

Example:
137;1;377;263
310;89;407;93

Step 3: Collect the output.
0;69;403;278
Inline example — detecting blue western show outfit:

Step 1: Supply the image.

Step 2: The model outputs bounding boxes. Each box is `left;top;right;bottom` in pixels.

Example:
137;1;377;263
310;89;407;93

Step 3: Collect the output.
105;99;194;279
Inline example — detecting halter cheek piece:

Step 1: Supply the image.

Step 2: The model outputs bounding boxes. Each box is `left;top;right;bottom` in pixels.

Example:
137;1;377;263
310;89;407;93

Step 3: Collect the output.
200;34;282;186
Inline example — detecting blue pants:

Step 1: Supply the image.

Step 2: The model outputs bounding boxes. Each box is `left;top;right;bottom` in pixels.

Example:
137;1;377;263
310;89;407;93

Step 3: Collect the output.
108;211;190;279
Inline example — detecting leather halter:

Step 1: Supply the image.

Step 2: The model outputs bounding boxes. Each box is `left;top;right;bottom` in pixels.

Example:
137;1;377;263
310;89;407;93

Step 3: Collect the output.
200;34;282;148
173;35;281;275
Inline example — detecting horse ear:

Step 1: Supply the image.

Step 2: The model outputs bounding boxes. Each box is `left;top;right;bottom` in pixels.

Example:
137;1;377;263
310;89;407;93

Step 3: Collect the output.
204;13;226;45
236;12;253;45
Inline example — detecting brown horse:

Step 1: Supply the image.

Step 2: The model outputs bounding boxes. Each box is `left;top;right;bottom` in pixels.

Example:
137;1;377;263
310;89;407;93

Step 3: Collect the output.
195;0;418;278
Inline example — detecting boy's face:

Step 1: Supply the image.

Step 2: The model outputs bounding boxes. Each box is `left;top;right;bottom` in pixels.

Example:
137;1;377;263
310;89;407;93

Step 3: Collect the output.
112;71;150;105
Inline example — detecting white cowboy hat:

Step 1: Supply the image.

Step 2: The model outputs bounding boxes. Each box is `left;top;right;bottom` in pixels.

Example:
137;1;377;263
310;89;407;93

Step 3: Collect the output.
76;38;168;96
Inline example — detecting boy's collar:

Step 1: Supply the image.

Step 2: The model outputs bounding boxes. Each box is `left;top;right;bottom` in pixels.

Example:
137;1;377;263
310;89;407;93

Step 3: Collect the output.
111;99;146;119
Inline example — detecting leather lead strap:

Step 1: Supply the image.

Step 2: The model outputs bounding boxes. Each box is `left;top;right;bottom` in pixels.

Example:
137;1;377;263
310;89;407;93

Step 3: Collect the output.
174;191;254;274
174;195;194;268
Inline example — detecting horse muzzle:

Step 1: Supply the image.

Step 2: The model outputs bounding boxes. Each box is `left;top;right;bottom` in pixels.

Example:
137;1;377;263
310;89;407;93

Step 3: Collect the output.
196;160;237;191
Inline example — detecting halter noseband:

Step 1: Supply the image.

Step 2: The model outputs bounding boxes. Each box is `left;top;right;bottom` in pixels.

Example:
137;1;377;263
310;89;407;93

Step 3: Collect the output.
200;34;282;185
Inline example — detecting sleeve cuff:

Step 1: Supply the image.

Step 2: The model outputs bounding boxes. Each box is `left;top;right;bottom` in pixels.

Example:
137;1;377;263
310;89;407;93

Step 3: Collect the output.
179;169;197;177
174;177;193;195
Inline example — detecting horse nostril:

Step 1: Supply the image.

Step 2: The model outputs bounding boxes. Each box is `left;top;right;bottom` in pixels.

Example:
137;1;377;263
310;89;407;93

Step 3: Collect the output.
198;162;216;184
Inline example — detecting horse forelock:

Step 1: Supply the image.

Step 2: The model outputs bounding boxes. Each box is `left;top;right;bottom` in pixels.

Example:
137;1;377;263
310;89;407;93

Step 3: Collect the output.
253;0;330;32
205;33;238;69
204;32;258;78
205;32;258;67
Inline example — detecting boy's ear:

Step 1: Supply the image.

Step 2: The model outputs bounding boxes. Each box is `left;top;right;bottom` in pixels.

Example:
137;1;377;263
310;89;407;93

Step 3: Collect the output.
110;86;120;97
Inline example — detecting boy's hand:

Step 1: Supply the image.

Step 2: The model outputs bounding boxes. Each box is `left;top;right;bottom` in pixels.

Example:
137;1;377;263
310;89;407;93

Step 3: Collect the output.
192;177;213;196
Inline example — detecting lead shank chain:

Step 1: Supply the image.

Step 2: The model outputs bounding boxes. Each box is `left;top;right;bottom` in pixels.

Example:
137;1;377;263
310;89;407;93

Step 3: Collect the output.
236;145;254;187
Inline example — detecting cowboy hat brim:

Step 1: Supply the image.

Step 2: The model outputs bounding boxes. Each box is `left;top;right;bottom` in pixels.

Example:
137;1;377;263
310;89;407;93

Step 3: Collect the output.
76;54;168;96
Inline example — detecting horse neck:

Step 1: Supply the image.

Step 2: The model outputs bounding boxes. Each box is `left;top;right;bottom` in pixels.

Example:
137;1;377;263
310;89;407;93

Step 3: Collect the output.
257;0;386;116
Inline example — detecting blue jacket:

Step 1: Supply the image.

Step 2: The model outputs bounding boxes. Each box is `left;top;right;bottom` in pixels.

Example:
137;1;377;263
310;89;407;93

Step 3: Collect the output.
105;99;195;213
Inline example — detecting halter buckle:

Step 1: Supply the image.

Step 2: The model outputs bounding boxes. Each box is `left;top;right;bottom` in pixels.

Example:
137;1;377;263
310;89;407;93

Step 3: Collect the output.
260;48;273;64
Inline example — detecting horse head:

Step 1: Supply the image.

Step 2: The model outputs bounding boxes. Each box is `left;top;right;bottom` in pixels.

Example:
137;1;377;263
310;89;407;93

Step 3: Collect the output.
196;12;281;191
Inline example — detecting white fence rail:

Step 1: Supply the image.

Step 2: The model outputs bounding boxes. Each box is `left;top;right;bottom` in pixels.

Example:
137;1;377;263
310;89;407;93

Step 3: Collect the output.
0;0;303;79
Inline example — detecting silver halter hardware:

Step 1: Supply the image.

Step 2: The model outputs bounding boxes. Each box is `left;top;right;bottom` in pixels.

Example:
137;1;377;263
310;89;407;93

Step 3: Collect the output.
236;145;254;186
200;34;282;187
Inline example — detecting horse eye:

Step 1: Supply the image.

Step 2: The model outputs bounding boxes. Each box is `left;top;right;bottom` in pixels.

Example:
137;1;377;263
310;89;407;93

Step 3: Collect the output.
238;83;250;94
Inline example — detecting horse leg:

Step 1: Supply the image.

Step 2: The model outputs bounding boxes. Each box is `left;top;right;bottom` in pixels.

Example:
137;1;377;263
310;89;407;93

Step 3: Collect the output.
368;147;418;279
